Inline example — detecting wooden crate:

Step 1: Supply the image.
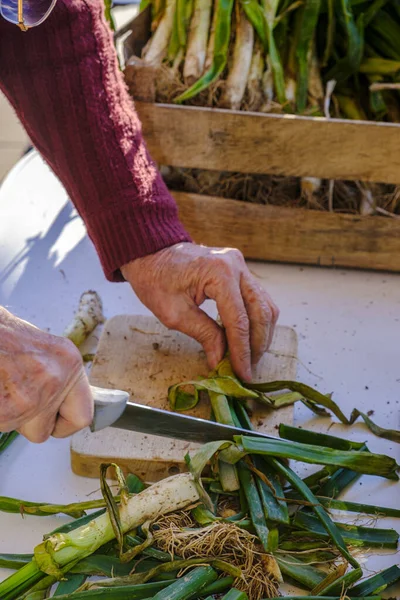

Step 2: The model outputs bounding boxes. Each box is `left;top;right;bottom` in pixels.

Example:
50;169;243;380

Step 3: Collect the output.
120;10;400;272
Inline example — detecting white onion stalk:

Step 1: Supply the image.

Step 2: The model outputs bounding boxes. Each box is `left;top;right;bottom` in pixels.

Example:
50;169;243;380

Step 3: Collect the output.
63;290;104;348
204;0;218;71
143;0;176;66
308;41;324;107
183;0;213;83
301;177;323;207
359;183;376;216
300;45;324;204
285;76;296;105
34;473;199;578
220;10;254;110
260;57;274;112
245;40;265;111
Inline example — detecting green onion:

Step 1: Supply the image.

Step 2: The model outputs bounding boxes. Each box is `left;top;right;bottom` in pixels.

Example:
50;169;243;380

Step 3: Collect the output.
143;0;177;66
278;550;338;564
295;0;321;112
317;457;364;498
208;392;239;492
239;0;268;49
236;436;398;480
349;565;400;596
220;589;249;600
0;562;47;600
360;57;400;74
81;558;238;589
125;535;172;561
0;474;199;599
44;581;173;600
293;511;399;548
317;496;400;517
220;8;255;110
246;380;350;425
234;400;289;524
21;593;48;600
349;408;400;442
0;554;33;570
363;0;391;26
63;291;104;348
46;507;107;537
183;0;212;82
0;496;106;518
278;424;365;451
0;431;19;455
46;472;145;538
69;555;138;577
237;461;271;551
326;0;364;81
169;377;258;411
311;567;363;596
254;457;289;525
174;0;235;102
200;576;235;595
264;457;359;568
275;555;326;590
263;0;287;105
152;566;218;599
53;574;87;596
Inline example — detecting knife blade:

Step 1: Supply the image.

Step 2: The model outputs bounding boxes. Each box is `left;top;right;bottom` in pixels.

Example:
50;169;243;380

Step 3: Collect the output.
90;385;281;444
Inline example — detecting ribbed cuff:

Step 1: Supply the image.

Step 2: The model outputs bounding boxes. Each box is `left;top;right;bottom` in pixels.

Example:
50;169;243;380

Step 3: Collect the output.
85;199;192;282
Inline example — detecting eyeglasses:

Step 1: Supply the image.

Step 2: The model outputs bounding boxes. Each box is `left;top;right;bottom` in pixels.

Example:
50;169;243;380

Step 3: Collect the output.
0;0;57;31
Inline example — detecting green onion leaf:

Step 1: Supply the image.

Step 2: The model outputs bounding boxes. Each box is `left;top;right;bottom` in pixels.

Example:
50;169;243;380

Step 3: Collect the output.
237;436;398;480
278;424;365;451
0;431;19;455
294;511;399;548
53;574;87;596
349;409;400;443
311;567;363;596
317;497;400;518
0;553;33;570
264;457;359;568
349;565;400;596
174;0;235;102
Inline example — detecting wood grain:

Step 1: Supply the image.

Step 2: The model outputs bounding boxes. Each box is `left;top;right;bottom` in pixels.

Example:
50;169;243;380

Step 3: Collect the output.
71;315;297;482
135;102;400;185
171;191;400;272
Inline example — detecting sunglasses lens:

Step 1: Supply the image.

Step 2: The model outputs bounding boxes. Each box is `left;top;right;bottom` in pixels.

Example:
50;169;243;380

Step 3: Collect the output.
0;0;57;27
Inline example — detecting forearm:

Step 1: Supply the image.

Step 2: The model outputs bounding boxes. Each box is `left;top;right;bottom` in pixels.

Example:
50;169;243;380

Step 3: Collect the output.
0;0;191;281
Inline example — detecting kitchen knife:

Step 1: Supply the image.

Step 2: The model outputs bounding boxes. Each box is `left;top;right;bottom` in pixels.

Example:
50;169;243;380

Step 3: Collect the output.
90;385;281;444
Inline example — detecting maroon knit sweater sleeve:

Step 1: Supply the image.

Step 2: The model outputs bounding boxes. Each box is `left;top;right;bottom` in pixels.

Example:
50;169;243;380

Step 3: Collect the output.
0;0;191;281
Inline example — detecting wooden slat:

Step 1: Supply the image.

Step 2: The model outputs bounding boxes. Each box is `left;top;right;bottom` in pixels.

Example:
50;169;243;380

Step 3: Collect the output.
135;102;400;185
172;191;400;271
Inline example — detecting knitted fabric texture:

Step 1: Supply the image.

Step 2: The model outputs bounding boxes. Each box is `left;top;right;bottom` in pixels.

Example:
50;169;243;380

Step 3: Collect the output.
0;0;191;281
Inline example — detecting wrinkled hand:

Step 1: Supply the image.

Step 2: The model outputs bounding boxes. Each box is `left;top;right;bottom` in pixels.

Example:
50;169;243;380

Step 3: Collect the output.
121;243;279;381
0;307;93;443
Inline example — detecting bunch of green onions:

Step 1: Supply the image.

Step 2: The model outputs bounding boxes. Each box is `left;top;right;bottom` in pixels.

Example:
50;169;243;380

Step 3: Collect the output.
0;399;399;598
137;0;400;119
132;0;400;214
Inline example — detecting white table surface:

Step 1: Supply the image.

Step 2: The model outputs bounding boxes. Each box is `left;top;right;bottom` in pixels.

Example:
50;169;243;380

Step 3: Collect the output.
0;151;399;593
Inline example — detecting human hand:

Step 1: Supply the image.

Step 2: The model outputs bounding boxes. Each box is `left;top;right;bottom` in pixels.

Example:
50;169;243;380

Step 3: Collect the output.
0;307;93;443
121;243;279;381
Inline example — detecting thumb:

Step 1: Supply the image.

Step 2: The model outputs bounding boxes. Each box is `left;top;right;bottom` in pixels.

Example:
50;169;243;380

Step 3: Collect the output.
52;371;94;438
175;304;226;370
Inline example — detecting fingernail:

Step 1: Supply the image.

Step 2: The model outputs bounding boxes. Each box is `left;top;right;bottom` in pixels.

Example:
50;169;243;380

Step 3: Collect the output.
242;367;253;382
208;351;219;370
